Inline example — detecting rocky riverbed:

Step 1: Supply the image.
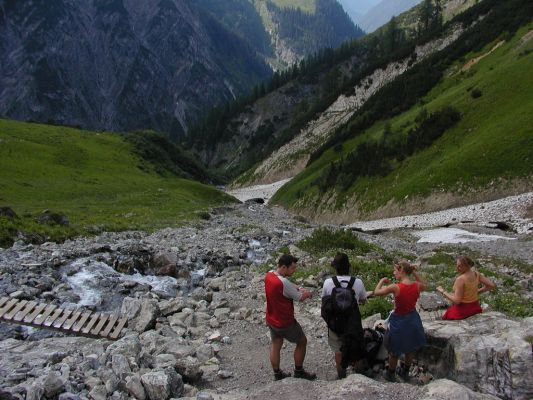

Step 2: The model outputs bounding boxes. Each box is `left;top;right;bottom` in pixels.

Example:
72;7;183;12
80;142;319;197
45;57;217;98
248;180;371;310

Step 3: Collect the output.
0;200;532;400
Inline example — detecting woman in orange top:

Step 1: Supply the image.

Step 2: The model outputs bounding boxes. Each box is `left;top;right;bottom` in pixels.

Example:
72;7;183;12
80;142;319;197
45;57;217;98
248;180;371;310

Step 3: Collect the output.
437;256;496;320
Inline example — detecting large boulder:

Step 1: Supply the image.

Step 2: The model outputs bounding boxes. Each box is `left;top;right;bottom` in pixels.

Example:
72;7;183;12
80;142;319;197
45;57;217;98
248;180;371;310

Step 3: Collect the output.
140;368;183;400
420;313;533;400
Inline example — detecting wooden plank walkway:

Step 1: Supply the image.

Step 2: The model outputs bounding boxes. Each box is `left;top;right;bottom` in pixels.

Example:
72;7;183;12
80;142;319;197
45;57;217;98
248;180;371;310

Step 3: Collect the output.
0;296;127;340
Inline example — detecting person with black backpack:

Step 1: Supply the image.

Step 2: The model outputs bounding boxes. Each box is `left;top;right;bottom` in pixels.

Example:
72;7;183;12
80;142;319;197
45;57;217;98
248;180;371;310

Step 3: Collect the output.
321;252;367;379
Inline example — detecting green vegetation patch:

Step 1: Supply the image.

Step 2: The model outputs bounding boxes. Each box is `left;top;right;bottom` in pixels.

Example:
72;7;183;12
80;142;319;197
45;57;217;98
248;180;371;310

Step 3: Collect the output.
0;119;235;247
272;7;533;214
297;227;381;256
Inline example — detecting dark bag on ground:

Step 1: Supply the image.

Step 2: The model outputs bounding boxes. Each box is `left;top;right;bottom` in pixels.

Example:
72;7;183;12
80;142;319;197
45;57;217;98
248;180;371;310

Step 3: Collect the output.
321;276;365;367
363;327;385;366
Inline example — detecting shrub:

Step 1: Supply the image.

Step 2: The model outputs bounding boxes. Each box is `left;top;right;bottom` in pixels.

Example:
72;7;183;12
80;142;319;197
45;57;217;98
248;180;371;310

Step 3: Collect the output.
360;296;393;319
297;228;378;256
486;291;533;317
470;88;482;98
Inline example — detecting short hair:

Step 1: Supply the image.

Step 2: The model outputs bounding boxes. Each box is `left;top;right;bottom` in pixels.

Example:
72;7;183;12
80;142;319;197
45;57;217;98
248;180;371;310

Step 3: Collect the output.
278;253;298;267
331;252;350;275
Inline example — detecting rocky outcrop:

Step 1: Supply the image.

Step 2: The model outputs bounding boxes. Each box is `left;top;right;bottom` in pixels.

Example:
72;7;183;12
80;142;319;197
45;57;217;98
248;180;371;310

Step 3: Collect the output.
211;374;499;400
421;313;533;400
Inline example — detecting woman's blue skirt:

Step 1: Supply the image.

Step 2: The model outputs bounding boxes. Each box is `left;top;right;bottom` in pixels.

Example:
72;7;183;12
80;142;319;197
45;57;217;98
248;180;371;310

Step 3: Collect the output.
386;310;426;356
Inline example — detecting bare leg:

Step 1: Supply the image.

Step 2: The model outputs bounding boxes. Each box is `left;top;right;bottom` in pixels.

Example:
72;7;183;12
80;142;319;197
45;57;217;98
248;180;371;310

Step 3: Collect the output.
270;337;284;371
388;354;398;371
294;335;307;367
404;352;414;367
335;352;343;374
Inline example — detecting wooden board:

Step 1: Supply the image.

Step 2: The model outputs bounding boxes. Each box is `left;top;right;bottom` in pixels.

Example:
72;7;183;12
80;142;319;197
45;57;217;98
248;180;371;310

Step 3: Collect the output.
101;314;119;337
90;314;109;336
0;297;125;340
72;311;92;332
109;317;128;339
62;311;82;330
81;313;100;334
53;309;72;328
33;305;58;325
3;300;28;320
0;297;9;308
13;301;37;322
23;303;47;323
0;298;18;318
43;308;64;327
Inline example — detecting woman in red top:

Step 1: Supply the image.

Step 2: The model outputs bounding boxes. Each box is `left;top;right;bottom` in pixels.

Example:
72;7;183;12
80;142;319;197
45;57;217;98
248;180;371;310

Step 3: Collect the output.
374;260;427;382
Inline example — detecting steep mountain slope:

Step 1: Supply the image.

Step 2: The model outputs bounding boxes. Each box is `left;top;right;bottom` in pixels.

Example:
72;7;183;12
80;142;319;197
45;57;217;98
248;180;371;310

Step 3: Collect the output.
271;2;533;221
196;0;363;69
194;0;472;182
0;0;271;138
0;0;361;138
191;0;531;222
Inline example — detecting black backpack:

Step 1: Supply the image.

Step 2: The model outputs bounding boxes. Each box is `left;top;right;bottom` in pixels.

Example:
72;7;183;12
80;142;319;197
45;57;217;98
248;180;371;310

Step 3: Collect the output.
321;276;366;367
321;276;361;335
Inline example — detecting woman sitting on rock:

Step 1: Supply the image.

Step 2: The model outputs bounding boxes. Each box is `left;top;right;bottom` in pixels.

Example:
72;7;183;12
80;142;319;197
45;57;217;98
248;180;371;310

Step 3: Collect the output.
437;255;496;320
373;260;427;382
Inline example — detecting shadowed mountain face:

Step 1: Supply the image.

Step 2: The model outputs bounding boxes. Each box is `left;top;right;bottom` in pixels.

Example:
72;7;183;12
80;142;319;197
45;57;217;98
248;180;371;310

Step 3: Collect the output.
0;0;271;137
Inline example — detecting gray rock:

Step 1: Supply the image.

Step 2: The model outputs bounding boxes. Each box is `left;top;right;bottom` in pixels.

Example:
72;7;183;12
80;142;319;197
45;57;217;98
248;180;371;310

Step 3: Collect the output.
421;313;533;400
196;392;214;400
111;354;131;378
175;356;203;382
26;382;44;400
124;374;146;400
88;384;107;400
105;334;142;363
154;354;178;370
121;297;142;320
140;368;183;400
422;379;500;399
58;392;82;400
44;371;66;398
159;298;186;317
419;292;447;311
132;299;160;333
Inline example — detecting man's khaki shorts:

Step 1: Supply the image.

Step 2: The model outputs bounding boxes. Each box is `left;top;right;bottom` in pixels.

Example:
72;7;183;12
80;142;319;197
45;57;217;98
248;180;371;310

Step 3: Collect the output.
268;320;305;343
327;328;343;352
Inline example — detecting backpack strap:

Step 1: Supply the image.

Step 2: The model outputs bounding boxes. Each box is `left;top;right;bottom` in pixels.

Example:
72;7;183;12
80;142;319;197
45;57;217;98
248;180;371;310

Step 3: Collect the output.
348;277;356;289
332;276;356;289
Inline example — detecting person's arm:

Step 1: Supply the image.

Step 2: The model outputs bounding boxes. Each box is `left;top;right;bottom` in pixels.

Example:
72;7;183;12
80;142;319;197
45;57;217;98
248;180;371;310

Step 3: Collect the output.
412;266;427;292
298;287;313;301
373;277;398;297
437;278;464;304
354;279;367;304
280;276;311;302
478;273;496;294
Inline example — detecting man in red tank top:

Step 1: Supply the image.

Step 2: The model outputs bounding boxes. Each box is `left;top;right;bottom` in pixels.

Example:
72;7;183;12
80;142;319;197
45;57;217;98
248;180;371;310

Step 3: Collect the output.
264;254;317;381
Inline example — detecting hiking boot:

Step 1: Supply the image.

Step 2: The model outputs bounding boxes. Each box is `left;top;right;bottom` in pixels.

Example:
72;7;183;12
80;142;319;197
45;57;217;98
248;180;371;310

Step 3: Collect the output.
294;368;317;380
385;368;396;382
274;370;291;381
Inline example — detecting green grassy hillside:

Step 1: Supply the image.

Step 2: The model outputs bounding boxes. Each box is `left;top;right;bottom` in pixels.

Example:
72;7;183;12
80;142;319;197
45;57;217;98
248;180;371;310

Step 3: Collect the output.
0;120;234;246
272;21;533;216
